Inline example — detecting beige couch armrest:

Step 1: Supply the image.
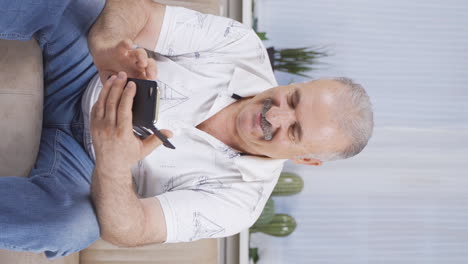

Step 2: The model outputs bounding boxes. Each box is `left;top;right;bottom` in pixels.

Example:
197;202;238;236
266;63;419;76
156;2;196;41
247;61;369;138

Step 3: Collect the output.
0;250;79;264
0;39;43;177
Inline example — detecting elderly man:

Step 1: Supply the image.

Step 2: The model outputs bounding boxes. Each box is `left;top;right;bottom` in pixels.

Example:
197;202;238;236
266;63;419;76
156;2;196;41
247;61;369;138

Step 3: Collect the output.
0;0;373;259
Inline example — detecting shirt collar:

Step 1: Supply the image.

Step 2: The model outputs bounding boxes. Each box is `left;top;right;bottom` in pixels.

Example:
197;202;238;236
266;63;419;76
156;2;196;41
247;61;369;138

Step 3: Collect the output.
228;66;277;98
189;126;286;182
205;66;277;121
200;66;284;182
234;154;286;182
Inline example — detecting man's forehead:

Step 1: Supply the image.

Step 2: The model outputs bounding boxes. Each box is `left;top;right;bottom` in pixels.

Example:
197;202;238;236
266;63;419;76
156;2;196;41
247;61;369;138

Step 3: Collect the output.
297;82;345;151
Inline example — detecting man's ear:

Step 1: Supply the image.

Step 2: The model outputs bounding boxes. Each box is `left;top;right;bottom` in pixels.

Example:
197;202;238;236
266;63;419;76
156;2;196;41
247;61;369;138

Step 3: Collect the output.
291;157;322;166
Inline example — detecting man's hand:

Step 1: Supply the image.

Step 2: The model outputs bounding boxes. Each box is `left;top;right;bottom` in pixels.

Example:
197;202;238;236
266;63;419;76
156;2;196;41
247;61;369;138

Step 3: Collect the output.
88;0;165;83
90;71;170;246
91;71;171;174
92;39;158;84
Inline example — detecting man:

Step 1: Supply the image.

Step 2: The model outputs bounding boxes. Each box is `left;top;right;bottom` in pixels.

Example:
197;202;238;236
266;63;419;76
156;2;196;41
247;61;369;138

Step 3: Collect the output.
0;0;373;259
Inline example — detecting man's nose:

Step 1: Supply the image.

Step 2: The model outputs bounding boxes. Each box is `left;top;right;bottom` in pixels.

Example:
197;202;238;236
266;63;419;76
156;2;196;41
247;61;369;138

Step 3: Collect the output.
265;106;295;129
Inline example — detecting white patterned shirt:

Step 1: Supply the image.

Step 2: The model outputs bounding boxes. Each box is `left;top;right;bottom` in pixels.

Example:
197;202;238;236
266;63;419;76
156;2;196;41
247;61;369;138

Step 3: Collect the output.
82;6;285;243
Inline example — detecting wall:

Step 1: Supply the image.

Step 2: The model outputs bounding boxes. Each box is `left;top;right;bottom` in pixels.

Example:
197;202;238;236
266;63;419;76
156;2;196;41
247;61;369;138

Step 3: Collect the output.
250;0;468;263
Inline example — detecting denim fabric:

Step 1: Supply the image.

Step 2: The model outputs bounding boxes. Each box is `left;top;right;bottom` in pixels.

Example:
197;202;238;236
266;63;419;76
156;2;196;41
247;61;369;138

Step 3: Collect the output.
0;0;105;258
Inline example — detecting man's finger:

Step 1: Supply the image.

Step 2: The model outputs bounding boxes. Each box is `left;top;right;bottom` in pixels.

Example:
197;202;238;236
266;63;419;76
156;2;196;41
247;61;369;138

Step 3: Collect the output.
117;39;133;54
141;129;173;157
98;72;115;87
117;81;137;130
93;75;117;120
105;71;127;124
146;58;158;80
133;48;148;69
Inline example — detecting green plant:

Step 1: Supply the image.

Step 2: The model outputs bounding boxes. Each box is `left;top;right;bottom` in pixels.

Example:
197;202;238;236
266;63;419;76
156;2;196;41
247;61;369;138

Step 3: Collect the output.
253;197;275;226
249;247;260;263
255;31;268;41
250;213;297;237
272;172;304;196
268;47;328;78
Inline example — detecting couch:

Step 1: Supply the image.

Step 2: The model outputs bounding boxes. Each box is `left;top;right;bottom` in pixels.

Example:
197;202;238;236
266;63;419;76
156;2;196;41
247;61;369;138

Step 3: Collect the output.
0;0;222;263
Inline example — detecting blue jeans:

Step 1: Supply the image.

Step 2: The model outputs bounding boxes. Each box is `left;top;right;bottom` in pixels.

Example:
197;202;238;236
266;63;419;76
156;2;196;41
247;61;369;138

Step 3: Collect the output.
0;0;105;258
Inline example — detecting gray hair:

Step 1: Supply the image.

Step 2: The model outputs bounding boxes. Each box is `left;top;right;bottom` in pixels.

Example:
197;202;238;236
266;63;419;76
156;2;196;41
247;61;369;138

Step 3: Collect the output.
298;77;374;162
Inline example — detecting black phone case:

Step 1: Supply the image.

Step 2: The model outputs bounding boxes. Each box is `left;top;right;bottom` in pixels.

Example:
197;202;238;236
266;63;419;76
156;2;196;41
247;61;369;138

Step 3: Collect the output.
127;78;158;127
126;78;175;149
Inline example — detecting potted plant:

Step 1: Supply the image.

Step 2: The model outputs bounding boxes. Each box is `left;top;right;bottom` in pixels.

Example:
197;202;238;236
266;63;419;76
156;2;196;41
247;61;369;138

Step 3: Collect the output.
252;0;328;78
266;46;328;78
248;172;304;263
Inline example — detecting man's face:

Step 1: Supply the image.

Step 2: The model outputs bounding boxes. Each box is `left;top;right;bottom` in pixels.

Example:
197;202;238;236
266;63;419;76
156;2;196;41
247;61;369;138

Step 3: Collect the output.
235;79;349;163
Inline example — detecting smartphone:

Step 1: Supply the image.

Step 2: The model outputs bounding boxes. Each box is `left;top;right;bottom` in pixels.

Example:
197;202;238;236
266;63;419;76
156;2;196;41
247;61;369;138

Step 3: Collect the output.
127;78;160;127
126;78;175;149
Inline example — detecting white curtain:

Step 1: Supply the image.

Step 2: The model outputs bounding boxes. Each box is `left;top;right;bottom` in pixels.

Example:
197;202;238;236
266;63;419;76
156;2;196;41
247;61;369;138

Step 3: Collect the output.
250;0;468;263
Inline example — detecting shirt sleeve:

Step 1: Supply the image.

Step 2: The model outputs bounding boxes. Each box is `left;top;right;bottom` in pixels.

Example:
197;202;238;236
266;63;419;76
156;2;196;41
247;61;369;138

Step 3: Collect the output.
154;6;252;56
156;187;264;243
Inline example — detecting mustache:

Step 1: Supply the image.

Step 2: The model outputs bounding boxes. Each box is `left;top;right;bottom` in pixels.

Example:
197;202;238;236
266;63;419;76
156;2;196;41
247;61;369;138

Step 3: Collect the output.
260;99;273;140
